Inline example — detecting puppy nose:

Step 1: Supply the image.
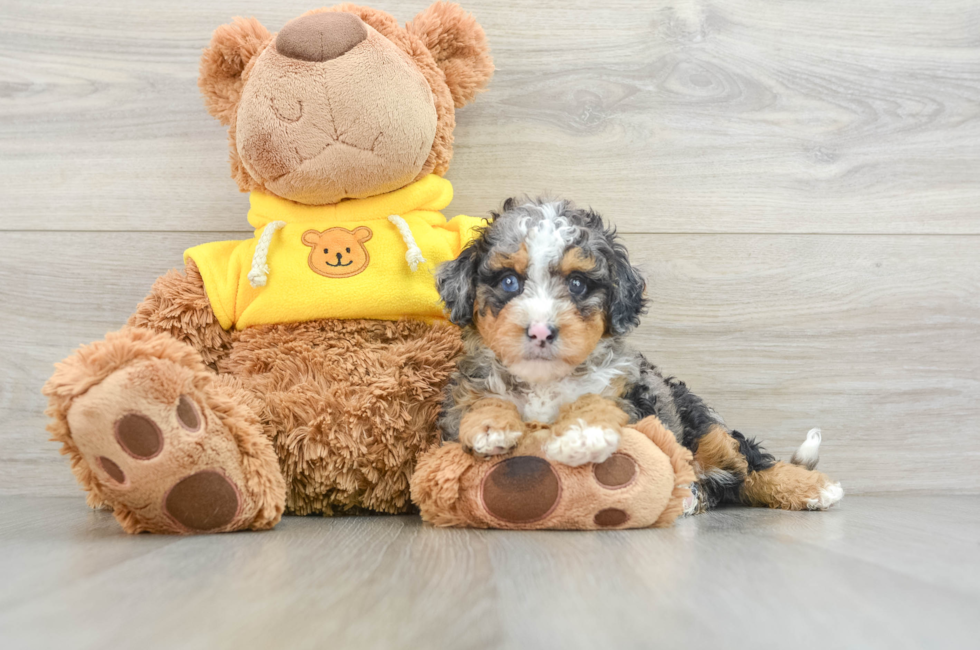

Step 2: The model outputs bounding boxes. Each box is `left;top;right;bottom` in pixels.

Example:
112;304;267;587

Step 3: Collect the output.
527;322;558;343
276;12;368;62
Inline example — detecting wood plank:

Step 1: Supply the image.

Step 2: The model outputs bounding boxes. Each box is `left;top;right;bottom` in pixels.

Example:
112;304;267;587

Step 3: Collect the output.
2;231;977;496
1;0;979;233
0;497;182;611
706;495;980;598
0;496;977;649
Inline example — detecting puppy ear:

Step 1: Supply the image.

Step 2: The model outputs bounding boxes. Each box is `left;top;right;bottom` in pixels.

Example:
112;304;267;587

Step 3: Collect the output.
488;197;520;221
437;244;480;326
199;17;271;125
407;2;494;108
607;239;648;336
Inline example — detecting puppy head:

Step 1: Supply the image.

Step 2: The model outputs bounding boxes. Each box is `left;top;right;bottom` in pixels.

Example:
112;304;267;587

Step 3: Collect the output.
438;199;646;383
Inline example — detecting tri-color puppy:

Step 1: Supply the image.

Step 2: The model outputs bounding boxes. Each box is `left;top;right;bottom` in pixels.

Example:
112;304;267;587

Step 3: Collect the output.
436;198;843;513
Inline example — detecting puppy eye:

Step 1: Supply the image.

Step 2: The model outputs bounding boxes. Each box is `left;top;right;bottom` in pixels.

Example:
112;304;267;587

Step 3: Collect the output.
568;275;588;296
499;273;521;293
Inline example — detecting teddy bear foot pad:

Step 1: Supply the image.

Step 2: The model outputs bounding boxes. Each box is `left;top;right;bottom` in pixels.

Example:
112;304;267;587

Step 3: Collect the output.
481;455;638;527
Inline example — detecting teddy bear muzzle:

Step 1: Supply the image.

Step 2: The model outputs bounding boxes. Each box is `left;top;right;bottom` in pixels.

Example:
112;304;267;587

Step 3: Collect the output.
276;12;368;63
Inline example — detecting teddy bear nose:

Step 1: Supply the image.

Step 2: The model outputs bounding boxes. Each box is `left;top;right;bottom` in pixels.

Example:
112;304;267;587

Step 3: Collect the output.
276;12;368;62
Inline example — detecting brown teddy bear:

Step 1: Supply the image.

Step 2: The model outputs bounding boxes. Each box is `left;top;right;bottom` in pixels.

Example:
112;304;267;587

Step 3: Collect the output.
42;2;493;534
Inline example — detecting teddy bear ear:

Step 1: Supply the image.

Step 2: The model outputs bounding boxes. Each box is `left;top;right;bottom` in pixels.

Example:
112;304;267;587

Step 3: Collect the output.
198;17;272;125
407;2;494;108
302;230;321;247
353;226;374;243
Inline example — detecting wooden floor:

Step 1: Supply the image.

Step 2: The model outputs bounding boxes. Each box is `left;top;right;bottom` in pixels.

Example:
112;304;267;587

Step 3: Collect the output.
0;495;976;649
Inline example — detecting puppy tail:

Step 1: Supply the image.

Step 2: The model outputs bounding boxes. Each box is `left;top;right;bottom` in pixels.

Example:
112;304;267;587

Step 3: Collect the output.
789;427;822;471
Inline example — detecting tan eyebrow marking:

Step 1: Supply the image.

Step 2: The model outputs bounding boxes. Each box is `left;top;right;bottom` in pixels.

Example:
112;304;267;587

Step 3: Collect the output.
489;243;529;275
560;247;596;275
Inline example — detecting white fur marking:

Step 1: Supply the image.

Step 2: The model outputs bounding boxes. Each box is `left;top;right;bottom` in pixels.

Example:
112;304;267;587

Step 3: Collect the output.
682;483;699;516
514;358;630;424
471;428;522;456
524;204;578;287
543;421;620;466
518;282;559;324
790;427;822;470
522;383;568;423
806;481;844;510
501;348;632;423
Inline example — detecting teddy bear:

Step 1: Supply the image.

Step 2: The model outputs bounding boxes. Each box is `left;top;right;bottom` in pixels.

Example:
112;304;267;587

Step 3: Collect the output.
42;2;494;534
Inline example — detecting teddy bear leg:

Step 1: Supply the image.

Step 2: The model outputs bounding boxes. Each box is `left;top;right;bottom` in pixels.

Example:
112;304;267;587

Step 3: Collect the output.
44;328;285;534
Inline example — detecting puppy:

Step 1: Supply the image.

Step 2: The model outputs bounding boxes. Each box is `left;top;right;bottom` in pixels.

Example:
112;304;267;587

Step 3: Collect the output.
435;198;843;513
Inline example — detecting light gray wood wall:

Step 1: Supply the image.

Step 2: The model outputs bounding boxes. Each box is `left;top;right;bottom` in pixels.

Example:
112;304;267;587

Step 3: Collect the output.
1;0;978;496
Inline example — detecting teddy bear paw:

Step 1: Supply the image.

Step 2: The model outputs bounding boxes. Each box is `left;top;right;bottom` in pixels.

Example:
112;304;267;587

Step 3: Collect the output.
65;359;281;534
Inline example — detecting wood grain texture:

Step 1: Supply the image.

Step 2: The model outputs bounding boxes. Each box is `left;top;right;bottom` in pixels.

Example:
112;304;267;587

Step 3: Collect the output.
1;0;979;233
1;0;979;496
0;496;978;649
2;232;977;496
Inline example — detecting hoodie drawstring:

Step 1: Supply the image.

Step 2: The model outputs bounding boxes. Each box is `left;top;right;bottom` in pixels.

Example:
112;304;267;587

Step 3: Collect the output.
388;214;426;272
247;220;286;287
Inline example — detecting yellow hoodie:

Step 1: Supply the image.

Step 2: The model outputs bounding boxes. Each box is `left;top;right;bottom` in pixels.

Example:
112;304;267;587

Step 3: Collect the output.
184;175;483;331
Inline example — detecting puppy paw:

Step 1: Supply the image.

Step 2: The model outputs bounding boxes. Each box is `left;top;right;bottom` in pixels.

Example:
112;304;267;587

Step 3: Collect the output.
469;428;523;457
806;481;844;510
543;422;620;467
682;483;701;516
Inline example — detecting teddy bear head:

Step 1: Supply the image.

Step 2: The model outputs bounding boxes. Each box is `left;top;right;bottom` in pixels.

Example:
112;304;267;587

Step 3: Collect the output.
198;2;493;205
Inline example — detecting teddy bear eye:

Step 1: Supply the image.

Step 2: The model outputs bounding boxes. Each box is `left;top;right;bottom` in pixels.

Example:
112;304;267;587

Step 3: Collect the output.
323;248;329;254
346;247;351;253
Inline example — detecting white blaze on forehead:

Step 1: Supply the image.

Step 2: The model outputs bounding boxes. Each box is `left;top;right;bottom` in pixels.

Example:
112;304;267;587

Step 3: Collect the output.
514;203;578;324
517;282;559;323
522;203;577;281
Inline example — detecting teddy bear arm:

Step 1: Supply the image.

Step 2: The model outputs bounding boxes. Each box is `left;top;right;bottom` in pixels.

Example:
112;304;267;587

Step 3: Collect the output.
127;259;232;368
